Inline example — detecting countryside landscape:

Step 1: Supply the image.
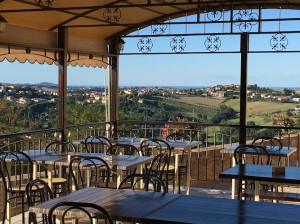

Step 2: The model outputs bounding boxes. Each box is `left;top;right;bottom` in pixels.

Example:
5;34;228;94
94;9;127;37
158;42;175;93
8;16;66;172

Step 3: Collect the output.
0;82;299;135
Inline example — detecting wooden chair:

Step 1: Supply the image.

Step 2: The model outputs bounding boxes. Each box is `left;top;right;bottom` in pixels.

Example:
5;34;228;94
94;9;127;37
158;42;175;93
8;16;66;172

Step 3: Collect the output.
0;151;33;224
48;201;113;224
26;179;53;224
118;173;167;193
84;136;112;153
68;156;111;192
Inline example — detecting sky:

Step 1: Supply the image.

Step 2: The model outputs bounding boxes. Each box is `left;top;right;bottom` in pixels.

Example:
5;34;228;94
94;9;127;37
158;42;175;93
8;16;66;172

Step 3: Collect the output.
1;9;300;88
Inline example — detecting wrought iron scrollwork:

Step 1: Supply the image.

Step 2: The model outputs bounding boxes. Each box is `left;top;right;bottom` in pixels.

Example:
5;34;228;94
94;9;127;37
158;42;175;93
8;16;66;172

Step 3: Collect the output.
204;35;221;52
233;9;258;32
103;8;121;23
34;0;54;7
151;24;167;35
137;37;153;53
170;36;186;53
207;11;223;21
270;33;288;51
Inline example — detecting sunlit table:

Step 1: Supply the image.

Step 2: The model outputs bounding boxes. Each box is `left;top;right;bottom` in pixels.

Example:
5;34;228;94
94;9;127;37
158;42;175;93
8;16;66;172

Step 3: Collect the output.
220;164;300;201
74;137;202;194
24;150;153;190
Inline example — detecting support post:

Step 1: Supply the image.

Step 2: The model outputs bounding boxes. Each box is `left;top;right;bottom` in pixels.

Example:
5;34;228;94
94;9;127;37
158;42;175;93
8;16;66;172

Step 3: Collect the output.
57;27;68;143
239;33;249;145
108;38;120;138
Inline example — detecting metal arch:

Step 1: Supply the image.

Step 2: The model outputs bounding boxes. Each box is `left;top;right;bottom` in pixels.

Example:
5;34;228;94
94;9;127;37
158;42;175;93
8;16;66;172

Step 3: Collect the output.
103;7;122;23
204;35;221;52
233;9;258;32
270;33;288;51
170;36;186;53
137;37;153;53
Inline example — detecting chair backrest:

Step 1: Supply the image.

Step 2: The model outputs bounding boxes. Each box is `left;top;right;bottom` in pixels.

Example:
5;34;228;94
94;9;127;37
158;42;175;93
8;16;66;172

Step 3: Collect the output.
26;179;53;224
84;136;112;153
252;137;283;151
140;138;173;157
45;141;77;152
68;156;111;191
48;201;113;224
234;145;270;165
166;133;191;142
146;152;169;179
0;151;33;192
106;144;141;156
118;173;167;193
45;141;77;153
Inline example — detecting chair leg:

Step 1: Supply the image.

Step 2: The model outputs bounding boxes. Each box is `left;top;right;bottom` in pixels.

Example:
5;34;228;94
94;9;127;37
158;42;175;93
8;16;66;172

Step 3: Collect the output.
21;194;25;224
2;198;7;224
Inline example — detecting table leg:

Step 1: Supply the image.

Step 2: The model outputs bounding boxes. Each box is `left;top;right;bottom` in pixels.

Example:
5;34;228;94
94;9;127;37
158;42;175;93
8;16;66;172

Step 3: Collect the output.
117;169;123;188
47;164;53;190
174;154;179;194
186;148;192;195
254;181;260;201
231;157;236;199
33;162;37;180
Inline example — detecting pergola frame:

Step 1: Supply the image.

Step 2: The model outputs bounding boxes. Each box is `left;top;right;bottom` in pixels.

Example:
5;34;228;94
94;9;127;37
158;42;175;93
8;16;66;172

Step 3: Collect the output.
0;1;299;145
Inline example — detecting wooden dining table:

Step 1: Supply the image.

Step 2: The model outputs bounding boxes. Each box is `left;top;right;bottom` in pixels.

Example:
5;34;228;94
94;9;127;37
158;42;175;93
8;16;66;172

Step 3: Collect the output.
24;150;154;190
74;137;202;194
29;187;300;224
219;164;300;201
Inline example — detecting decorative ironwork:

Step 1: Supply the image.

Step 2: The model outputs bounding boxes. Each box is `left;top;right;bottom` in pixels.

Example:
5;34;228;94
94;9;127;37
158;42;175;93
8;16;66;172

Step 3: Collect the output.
103;8;121;23
204;35;221;52
151;24;168;35
34;0;54;7
137;37;153;53
270;33;288;51
233;9;258;32
170;36;186;53
207;11;223;21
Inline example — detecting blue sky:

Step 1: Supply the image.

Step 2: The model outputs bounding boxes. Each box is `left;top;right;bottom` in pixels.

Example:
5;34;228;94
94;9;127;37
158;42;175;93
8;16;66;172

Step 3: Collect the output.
1;9;300;88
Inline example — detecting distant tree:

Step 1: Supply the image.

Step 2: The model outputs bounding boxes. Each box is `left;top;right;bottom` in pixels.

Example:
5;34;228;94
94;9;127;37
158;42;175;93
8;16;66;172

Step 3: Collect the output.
210;105;237;124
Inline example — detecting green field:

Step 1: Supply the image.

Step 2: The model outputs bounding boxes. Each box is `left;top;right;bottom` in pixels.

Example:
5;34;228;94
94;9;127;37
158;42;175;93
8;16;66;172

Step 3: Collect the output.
175;96;224;107
171;97;297;125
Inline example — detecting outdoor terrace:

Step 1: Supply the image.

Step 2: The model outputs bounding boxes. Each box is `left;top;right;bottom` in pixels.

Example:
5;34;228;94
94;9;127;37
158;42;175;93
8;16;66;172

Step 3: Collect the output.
0;120;299;222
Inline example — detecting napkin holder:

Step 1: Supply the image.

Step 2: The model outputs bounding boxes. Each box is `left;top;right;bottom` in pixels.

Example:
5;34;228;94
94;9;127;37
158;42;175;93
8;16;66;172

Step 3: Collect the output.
272;166;285;175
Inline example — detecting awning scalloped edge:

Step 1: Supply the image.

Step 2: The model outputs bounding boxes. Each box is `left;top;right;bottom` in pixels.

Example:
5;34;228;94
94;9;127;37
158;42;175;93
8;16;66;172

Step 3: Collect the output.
0;45;109;68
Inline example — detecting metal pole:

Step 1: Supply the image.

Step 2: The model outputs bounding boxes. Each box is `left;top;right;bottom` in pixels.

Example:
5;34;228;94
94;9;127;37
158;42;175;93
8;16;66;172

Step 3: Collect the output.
239;33;248;145
57;27;68;144
108;38;120;138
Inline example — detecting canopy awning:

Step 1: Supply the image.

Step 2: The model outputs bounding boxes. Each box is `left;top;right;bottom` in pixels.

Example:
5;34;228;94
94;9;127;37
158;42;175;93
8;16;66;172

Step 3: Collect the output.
0;0;299;67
